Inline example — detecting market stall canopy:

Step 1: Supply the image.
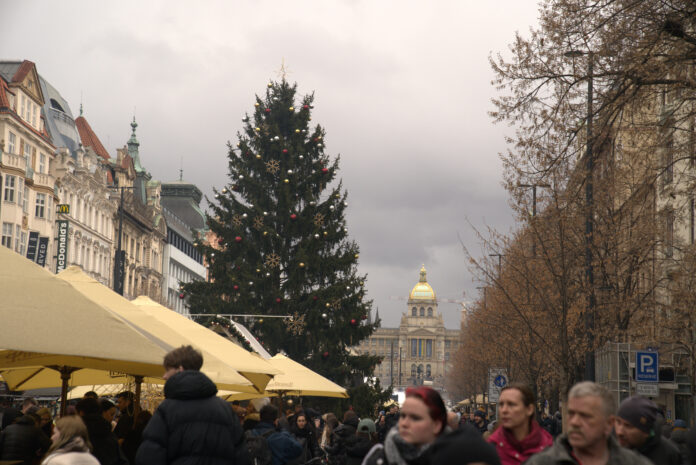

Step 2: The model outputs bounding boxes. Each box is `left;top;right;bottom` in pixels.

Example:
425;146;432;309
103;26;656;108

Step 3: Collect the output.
248;353;347;398
0;247;172;411
58;267;279;392
130;295;280;391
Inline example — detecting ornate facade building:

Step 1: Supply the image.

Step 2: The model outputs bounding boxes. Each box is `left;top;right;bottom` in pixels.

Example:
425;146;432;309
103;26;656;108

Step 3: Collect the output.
0;61;57;266
354;266;460;392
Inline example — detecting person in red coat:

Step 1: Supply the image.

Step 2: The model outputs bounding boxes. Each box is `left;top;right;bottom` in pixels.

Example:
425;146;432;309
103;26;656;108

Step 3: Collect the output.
487;383;553;465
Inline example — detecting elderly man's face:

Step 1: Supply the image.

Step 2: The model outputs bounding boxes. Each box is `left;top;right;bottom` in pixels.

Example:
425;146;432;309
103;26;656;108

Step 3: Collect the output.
566;396;613;452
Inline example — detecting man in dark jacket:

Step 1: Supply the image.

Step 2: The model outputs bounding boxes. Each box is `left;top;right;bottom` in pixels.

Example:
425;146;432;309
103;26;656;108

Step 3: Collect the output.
0;414;50;465
249;404;302;465
325;411;360;464
136;345;250;465
76;397;127;465
614;396;681;465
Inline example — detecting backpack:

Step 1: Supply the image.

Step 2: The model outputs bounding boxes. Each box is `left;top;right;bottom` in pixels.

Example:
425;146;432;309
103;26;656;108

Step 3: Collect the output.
246;429;274;465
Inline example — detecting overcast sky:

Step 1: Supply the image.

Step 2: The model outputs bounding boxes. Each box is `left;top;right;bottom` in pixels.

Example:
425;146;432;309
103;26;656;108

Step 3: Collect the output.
3;0;541;329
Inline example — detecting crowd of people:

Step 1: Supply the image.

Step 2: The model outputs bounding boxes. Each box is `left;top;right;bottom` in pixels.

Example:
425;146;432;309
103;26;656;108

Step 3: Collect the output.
1;345;696;465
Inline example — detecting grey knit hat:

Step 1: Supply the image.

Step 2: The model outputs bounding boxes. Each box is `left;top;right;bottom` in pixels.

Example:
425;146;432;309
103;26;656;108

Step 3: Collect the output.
617;396;658;434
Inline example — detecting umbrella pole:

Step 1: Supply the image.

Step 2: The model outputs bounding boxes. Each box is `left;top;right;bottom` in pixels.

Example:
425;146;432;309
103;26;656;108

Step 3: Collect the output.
59;367;74;417
134;375;143;417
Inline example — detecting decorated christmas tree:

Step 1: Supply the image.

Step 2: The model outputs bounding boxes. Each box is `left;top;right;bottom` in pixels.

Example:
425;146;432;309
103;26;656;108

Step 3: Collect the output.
183;79;382;397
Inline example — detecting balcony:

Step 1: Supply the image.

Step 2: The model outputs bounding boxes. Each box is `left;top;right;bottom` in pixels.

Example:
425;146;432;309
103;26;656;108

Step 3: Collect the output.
34;172;54;190
1;152;26;172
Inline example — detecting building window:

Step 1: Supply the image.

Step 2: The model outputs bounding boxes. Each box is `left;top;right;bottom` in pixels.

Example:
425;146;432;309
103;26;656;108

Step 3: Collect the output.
23;186;29;213
14;225;20;252
35;193;46;218
426;339;433;358
39;153;46;174
419;307;425;316
426;364;432;378
665;210;674;258
427;307;433;317
8;131;16;154
411;307;417;316
17;178;23;209
3;175;15;202
411;339;418;357
2;223;13;248
411;364;416;377
19;231;27;256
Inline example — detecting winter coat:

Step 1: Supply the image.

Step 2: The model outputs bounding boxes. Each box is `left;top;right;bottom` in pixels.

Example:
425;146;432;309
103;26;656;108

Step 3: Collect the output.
135;370;250;465
345;435;374;465
326;418;359;463
249;422;302;465
637;431;682;465
669;429;691;465
0;414;51;465
524;434;653;465
41;437;100;465
487;420;553;465
80;414;126;465
290;423;320;460
360;427;432;465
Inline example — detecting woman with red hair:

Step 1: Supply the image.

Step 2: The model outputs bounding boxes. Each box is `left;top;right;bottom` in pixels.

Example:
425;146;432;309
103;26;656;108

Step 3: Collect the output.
487;383;552;465
362;386;447;465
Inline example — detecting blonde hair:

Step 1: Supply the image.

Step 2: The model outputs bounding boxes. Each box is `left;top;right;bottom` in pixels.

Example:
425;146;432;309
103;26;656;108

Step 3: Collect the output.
47;416;92;454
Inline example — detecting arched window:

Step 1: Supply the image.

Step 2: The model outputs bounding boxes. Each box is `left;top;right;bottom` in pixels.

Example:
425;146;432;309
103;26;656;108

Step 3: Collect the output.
411;364;416;377
412;307;417;316
417;364;424;377
426;364;432;378
427;307;433;317
419;307;425;316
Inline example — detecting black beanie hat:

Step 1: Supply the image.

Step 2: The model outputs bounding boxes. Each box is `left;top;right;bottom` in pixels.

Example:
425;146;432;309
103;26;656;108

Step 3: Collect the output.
617;396;658;434
430;425;502;465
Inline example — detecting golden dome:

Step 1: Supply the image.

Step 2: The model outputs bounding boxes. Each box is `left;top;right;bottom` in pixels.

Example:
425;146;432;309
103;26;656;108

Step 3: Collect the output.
409;265;436;301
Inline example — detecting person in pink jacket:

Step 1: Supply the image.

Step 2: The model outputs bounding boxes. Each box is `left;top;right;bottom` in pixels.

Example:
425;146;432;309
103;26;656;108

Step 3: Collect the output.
487;383;553;465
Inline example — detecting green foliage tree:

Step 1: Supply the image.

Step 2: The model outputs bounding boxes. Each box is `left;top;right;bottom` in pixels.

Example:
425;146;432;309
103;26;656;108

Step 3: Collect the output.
183;79;381;393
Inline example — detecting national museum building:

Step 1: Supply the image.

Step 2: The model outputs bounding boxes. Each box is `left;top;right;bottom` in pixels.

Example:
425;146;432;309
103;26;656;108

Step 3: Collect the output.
354;266;460;392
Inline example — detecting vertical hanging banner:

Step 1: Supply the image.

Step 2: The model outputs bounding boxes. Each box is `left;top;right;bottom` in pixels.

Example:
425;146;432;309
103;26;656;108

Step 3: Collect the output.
36;237;49;267
56;220;69;272
26;231;40;261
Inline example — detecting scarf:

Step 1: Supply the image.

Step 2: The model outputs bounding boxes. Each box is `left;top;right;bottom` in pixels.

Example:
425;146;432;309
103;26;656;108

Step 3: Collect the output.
383;427;431;465
57;436;91;454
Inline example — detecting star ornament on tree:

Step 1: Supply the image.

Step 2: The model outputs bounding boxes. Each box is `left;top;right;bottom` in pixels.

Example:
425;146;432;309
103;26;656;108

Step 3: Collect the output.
265;160;280;174
313;213;325;227
284;312;306;336
231;214;244;227
264;253;281;268
253;216;264;230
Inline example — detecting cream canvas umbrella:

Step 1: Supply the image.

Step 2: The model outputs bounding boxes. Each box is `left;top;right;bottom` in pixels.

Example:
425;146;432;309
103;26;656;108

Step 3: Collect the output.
129;295;280;391
0;247;172;414
59;268;280;392
218;353;348;400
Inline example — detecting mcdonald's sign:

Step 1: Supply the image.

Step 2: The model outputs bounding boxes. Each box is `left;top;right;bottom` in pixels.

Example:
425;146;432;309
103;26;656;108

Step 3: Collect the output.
56;204;70;214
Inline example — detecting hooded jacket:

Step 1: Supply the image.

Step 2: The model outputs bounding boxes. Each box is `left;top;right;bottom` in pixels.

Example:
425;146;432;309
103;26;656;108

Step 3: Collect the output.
0;414;51;465
636;430;682;465
80;414;126;465
487;420;553;465
135;370;250;465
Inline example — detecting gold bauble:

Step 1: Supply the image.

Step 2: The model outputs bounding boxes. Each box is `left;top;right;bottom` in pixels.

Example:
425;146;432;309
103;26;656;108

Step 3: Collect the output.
268;83;273;87
323;231;328;236
355;254;359;259
258;318;264;323
256;154;262;159
255;127;260;132
326;303;330;307
284;179;290;184
256;268;261;273
295;129;300;133
255;102;260;107
289;106;294;111
263;231;268;236
299;262;305;268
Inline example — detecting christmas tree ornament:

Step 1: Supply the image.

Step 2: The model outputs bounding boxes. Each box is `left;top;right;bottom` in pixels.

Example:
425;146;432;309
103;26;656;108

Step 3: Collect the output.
329;205;335;211
239;175;245;180
314;213;325;226
233;285;239;290
290;214;297;220
215;194;220;199
265;160;280;174
232;215;243;227
295;129;301;133
322;168;329;174
284;179;289;184
265;108;271;113
232;185;239;191
258;319;264;323
263;231;268;236
274;136;280;141
303;105;310;110
322;313;327;318
263;211;268;216
354;254;359;258
242;213;248;218
253;216;264;230
323;232;328;236
323;351;329;358
235;236;242;243
325;303;330;307
276;297;282;303
255;102;260;107
222;188;228;194
285;312;306;335
282;149;288;154
243;117;249;122
299;262;305;268
360;281;364;286
265;272;271;277
317;143;323;147
179;293;185;299
344;202;348;207
248;281;253;286
256;154;262;159
289;106;294;111
267;83;272;87
350;319;357;325
210;253;215;257
265;253;281;268
287;170;293;174
256;269;261;273
314;234;320;239
255;127;260;132
299;155;304;160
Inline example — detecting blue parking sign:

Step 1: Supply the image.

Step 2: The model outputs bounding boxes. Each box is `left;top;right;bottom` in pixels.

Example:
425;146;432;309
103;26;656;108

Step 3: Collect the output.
636;351;658;383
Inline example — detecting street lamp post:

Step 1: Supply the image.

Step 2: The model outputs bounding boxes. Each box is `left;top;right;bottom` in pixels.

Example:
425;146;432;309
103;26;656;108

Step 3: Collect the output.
518;183;551;256
566;49;595;381
109;185;135;295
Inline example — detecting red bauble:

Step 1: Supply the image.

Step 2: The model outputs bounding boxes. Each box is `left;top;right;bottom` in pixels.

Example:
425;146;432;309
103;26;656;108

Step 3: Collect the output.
179;293;184;299
290;214;297;220
235;236;242;243
350;319;357;325
314;137;319;142
323;351;329;358
233;285;239;291
282;149;288;154
313;296;318;301
321;168;329;174
276;297;282;303
303;105;309;110
265;108;271;113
